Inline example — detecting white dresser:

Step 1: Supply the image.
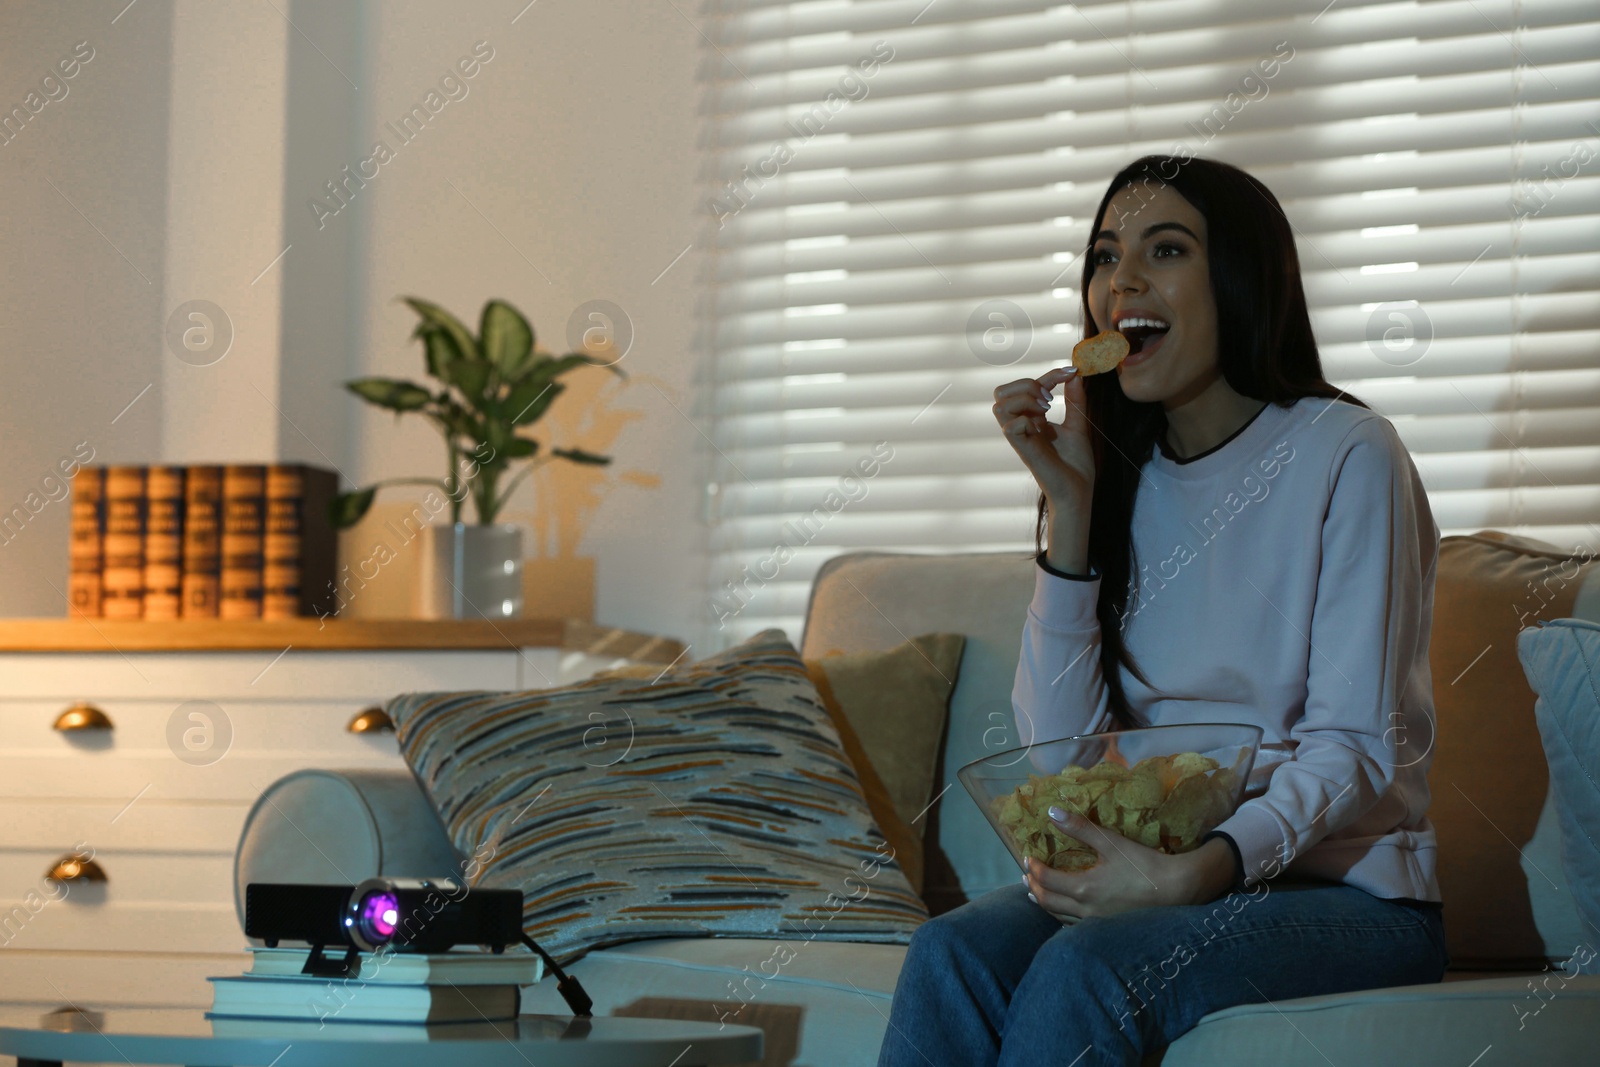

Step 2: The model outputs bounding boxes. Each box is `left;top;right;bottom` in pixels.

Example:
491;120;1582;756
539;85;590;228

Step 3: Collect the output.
0;618;681;1011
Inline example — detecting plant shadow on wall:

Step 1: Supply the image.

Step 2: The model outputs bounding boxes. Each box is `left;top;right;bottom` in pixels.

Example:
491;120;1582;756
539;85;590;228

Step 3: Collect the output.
511;357;659;567
328;297;650;618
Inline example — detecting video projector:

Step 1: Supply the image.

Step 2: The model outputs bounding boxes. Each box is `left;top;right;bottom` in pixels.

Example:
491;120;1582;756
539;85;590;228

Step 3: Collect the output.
245;877;525;978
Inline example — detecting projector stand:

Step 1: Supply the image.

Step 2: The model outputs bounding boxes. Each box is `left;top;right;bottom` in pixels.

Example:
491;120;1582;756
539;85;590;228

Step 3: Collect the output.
301;942;362;980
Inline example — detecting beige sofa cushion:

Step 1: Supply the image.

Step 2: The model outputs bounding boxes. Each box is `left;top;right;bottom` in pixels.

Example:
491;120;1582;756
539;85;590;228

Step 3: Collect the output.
1431;533;1599;967
1161;973;1600;1066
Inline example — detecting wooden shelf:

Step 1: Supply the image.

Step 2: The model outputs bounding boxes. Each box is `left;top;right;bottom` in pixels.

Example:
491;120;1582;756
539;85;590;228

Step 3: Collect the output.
0;617;687;663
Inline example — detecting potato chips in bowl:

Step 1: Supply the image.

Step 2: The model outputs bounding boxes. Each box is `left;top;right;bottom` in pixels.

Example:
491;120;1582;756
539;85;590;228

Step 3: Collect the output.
958;723;1262;874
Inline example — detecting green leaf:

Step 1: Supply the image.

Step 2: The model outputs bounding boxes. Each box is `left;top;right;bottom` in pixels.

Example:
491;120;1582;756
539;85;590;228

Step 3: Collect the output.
445;360;492;402
480;300;534;376
402;297;480;362
345;377;432;412
511;351;553;383
330;487;377;528
550;447;612;465
484;417;511;455
506;378;565;426
505;437;538;458
498;347;540;384
418;327;468;379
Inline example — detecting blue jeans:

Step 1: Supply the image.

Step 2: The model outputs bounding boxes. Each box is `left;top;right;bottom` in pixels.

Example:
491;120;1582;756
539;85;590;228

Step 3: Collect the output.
877;878;1447;1066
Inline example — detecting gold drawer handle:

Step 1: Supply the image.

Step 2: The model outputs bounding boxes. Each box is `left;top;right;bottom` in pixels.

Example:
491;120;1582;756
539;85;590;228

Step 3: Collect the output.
54;703;113;731
46;853;106;884
348;707;395;733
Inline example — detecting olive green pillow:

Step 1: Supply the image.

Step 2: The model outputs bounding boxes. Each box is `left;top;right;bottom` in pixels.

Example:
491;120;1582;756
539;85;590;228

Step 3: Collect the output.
807;633;966;846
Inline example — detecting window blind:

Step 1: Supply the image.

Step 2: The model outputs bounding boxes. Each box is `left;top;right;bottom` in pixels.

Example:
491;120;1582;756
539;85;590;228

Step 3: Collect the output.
699;0;1600;648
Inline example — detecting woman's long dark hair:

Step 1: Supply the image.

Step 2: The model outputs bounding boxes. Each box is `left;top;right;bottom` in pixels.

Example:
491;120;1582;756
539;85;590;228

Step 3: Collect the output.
1034;154;1365;730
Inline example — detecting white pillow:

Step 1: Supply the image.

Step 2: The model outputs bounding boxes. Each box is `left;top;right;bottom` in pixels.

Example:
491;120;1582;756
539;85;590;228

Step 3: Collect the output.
1517;619;1600;975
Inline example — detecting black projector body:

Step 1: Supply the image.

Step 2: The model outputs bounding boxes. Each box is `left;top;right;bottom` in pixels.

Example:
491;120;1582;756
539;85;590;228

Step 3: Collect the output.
245;878;524;960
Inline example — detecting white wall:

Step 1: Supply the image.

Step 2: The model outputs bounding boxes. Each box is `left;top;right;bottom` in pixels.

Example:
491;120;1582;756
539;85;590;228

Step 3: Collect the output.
160;0;293;465
0;2;170;615
0;0;713;651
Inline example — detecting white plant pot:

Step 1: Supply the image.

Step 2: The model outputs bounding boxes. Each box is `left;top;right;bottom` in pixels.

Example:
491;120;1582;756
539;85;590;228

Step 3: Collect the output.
416;523;524;619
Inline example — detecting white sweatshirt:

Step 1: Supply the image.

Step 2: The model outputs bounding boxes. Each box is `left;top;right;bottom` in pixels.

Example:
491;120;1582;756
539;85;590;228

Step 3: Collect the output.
1013;395;1442;902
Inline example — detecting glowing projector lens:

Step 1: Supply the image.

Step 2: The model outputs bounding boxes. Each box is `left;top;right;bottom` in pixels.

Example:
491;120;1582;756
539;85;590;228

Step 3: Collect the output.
358;891;401;942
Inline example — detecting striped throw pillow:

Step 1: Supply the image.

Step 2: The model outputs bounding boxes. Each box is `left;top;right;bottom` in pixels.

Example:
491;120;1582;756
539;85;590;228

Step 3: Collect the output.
387;628;928;964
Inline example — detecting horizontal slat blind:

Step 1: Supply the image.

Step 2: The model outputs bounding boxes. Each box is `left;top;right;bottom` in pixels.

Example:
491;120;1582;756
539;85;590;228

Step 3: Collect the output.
700;0;1600;647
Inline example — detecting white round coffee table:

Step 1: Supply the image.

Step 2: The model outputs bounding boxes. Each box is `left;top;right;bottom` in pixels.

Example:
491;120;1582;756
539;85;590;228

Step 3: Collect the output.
0;1008;763;1066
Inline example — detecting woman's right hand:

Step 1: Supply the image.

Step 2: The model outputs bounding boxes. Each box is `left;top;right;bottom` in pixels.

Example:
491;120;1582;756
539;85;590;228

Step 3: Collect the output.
992;365;1095;513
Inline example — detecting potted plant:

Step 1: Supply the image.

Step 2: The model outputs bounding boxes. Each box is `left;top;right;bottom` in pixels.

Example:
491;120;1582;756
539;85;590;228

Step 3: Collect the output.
333;296;624;619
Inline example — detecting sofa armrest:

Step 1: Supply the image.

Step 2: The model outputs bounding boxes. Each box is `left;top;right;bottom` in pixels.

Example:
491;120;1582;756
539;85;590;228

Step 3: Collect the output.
232;768;462;933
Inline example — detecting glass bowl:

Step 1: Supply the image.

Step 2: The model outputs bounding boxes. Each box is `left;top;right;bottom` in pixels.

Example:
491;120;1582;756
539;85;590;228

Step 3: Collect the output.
957;722;1263;873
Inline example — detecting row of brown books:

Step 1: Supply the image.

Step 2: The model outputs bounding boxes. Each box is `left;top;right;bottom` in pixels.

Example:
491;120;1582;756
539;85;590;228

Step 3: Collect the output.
69;464;339;621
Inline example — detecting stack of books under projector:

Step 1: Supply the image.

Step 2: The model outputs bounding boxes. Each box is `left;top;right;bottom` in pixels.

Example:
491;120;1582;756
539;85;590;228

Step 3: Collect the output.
207;947;545;1024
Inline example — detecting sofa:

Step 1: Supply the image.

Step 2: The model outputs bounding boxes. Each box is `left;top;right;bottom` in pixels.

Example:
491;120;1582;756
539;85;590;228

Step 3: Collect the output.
235;533;1600;1065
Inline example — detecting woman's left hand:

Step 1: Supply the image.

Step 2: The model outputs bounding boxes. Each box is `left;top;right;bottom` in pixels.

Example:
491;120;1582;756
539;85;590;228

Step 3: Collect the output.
1023;806;1214;921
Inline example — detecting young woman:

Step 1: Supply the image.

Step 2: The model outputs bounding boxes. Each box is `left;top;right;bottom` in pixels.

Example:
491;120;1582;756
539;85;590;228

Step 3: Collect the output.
877;155;1448;1066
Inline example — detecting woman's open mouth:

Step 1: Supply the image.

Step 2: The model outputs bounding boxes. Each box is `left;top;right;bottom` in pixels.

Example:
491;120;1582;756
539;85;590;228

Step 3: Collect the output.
1118;320;1170;366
